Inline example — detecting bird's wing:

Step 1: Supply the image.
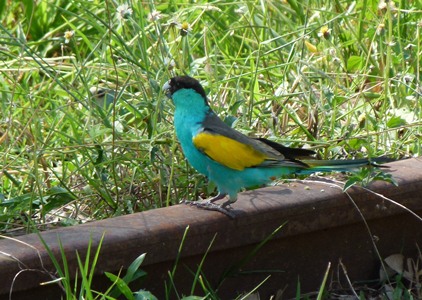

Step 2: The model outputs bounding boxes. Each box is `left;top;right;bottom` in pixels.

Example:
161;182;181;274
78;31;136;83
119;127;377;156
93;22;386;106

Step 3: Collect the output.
193;112;308;171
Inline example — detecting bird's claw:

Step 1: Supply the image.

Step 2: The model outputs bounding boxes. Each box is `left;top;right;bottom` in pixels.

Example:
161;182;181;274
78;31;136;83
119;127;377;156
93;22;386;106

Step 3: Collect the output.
183;200;236;218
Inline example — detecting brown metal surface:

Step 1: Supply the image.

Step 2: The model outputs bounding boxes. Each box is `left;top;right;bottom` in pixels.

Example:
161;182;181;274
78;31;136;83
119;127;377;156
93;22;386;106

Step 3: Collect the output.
0;158;421;299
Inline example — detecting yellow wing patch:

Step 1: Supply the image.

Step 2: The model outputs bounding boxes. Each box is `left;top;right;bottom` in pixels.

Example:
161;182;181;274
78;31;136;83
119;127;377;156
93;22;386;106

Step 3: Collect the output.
193;132;267;170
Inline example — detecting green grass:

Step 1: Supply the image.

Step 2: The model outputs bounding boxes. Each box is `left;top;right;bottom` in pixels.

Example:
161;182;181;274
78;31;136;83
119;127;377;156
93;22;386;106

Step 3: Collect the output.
31;224;283;299
0;0;421;233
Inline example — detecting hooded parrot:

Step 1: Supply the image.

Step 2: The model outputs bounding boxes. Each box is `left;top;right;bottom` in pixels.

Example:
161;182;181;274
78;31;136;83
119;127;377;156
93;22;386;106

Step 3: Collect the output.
162;76;385;217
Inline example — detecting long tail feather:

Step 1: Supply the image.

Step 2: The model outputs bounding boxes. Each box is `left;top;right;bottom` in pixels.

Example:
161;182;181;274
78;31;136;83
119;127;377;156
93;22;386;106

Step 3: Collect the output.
299;157;391;174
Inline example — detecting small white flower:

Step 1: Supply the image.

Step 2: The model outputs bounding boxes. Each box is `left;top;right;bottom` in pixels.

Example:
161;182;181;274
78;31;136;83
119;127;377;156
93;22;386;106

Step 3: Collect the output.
113;120;124;133
387;40;396;47
235;6;247;15
116;3;133;21
403;73;414;84
64;30;74;44
163;57;176;70
177;22;192;37
376;23;385;35
204;5;221;12
378;0;396;12
378;0;387;10
308;11;320;23
274;82;289;97
147;10;162;22
404;43;415;51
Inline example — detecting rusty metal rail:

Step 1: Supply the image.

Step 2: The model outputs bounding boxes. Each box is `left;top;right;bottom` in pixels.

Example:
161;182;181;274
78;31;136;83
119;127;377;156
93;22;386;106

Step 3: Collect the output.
0;158;421;299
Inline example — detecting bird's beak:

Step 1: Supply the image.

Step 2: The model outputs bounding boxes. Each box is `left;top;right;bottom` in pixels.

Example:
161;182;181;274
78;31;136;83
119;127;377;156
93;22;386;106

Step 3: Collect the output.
162;80;172;99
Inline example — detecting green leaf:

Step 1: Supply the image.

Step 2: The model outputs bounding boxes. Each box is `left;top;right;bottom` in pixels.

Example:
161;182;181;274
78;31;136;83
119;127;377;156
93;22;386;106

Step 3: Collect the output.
42;187;77;212
348;138;365;150
343;176;361;192
134;290;158;300
0;0;5;18
123;253;147;282
105;272;135;300
387;116;406;128
346;56;364;72
371;171;399;187
109;253;147;298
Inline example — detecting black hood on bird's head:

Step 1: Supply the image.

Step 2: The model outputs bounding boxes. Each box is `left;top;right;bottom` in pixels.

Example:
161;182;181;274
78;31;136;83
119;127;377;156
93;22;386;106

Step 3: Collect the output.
163;76;208;104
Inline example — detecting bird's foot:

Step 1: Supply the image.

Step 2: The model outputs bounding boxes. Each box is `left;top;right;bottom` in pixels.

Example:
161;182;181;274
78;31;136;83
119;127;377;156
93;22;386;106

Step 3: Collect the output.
191;201;236;218
181;193;237;218
183;200;235;218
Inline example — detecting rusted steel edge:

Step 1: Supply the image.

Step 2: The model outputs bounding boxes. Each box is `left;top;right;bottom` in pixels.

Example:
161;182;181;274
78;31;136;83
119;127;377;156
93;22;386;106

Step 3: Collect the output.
0;158;421;296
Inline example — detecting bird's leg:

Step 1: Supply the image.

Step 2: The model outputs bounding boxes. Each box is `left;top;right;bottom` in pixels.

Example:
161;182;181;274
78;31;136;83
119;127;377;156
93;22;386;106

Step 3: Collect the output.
183;192;227;204
220;196;237;208
207;192;227;203
180;192;227;205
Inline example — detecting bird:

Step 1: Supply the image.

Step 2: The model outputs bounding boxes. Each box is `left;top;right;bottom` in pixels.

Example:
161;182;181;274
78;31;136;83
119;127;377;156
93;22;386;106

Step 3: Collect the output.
162;75;385;217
